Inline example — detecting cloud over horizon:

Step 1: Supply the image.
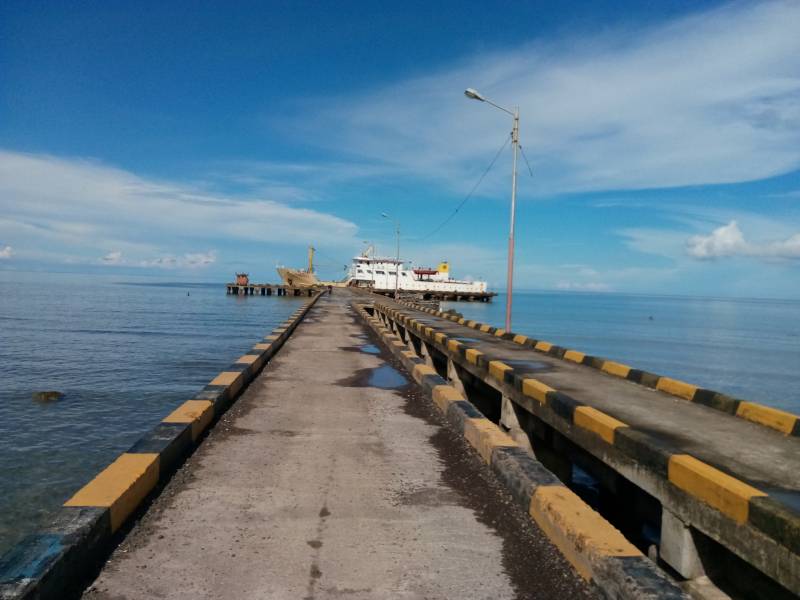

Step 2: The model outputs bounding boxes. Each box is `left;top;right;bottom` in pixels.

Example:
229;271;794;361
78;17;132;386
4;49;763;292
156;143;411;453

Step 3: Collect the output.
687;220;800;260
0;150;359;271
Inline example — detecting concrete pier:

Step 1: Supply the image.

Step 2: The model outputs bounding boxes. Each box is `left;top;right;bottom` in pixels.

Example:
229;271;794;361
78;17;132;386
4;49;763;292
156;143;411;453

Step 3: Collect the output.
371;295;800;597
80;292;592;599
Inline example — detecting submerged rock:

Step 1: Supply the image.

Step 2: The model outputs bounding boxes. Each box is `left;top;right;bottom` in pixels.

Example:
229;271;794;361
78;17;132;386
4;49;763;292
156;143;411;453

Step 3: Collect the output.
33;391;64;403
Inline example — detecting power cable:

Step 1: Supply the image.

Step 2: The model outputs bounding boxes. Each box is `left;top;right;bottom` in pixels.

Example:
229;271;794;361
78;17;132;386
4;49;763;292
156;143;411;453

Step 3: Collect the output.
519;144;534;177
416;133;511;241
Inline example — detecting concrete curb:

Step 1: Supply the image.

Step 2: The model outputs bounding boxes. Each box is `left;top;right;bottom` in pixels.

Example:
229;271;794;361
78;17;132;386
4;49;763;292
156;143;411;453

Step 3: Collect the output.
0;293;323;600
355;302;688;600
372;300;800;585
394;298;800;438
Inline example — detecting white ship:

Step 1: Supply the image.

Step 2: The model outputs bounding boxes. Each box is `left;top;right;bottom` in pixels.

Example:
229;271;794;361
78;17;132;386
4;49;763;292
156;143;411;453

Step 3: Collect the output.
348;248;491;299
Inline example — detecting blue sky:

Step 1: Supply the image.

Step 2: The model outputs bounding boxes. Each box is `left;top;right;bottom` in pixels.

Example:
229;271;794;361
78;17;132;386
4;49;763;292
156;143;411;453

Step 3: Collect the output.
1;1;799;297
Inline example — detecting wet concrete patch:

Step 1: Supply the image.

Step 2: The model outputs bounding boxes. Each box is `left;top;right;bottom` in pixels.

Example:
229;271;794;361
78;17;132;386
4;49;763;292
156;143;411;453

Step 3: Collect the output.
502;359;551;374
389;366;596;599
452;337;482;344
339;344;381;355
368;364;408;389
336;363;411;391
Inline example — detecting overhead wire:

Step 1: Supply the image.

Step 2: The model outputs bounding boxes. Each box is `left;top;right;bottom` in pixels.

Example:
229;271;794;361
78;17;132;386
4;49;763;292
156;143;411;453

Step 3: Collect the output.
519;144;535;177
416;133;511;241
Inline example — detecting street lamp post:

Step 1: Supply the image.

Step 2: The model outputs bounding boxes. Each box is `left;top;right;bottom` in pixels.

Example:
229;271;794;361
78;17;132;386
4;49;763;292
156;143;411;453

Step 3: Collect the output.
464;87;519;332
381;212;400;299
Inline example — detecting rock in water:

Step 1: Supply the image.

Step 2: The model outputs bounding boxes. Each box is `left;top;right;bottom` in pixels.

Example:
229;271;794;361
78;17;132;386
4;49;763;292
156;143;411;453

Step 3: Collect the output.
33;391;64;403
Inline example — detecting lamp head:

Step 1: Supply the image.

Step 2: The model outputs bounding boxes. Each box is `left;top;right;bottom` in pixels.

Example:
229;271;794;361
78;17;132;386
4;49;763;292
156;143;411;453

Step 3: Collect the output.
381;212;389;218
464;87;485;102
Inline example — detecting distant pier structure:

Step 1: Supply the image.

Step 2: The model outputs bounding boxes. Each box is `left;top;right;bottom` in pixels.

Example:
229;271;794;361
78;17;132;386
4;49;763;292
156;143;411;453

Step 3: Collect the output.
368;288;495;302
227;281;319;297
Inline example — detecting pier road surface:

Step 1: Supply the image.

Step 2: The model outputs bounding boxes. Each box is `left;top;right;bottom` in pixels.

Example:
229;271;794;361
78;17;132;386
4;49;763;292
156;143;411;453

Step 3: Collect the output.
82;291;594;599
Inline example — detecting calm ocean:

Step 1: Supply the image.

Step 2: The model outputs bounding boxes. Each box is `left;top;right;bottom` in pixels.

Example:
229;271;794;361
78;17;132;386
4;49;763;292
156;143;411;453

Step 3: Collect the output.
1;278;798;556
0;272;305;555
442;291;800;414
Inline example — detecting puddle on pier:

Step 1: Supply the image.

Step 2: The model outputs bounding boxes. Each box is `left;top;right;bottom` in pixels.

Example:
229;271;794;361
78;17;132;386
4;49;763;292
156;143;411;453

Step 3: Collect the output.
336;362;410;391
339;343;381;355
368;364;408;388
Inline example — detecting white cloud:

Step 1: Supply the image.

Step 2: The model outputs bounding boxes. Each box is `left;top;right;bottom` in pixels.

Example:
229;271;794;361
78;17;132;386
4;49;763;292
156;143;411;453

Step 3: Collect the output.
0;245;13;259
687;220;800;260
99;249;217;269
0;150;359;270
102;250;123;264
555;281;611;292
298;1;800;195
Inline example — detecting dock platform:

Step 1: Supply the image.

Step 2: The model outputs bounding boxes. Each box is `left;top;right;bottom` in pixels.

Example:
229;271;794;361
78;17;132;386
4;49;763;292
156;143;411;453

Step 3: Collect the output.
226;282;319;296
1;289;796;599
78;291;592;599
370;294;800;597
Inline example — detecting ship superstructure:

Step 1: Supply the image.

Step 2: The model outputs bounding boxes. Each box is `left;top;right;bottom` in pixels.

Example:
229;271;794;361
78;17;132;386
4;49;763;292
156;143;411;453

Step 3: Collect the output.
348;250;488;296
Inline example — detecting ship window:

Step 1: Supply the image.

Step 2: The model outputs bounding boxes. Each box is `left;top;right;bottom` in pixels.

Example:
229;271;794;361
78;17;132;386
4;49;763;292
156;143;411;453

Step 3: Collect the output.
376;270;385;274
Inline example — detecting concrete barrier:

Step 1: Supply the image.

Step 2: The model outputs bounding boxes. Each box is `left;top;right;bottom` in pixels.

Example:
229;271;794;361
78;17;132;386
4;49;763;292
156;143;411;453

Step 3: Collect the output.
372;299;800;596
0;296;321;600
356;303;688;600
393;299;800;437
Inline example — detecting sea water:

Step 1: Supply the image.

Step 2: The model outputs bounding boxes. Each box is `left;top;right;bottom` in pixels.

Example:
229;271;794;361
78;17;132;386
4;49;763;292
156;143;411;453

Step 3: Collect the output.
442;291;800;414
0;272;304;554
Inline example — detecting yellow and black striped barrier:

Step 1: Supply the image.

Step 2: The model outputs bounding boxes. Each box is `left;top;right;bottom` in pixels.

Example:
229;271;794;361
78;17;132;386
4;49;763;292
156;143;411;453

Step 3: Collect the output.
371;299;800;594
391;298;800;437
357;303;688;599
0;294;323;600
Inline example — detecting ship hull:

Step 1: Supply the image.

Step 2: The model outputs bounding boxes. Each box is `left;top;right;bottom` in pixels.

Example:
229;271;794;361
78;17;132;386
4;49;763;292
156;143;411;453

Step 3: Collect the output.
276;267;320;288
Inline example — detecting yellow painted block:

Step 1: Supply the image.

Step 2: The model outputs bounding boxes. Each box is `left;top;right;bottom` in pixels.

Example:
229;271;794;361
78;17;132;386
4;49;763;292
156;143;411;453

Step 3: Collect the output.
529;485;640;580
401;350;417;360
432;385;464;412
668;455;766;523
412;363;437;384
236;354;259;365
209;371;242;387
465;348;483;365
65;453;160;532
252;343;271;350
447;339;462;353
564;350;585;364
391;340;406;348
163;399;214;440
434;332;448;345
522;378;554;404
463;418;517;463
535;341;553;352
494;329;506;337
424;326;434;338
513;334;528;345
479;324;491;333
458;318;466;324
466;320;476;328
574;406;627;444
488;360;512;382
656;377;697;401
264;334;279;341
736;402;797;435
601;361;631;378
